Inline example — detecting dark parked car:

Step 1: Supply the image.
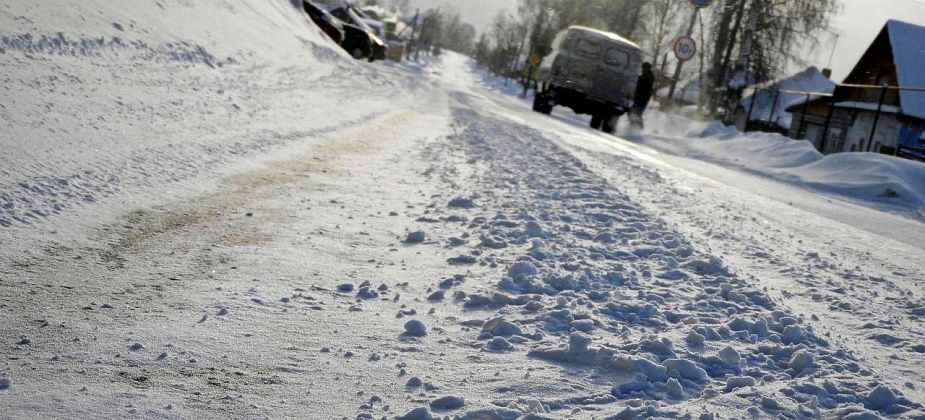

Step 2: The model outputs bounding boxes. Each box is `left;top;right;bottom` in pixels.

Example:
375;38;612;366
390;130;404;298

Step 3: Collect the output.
301;1;382;61
302;1;344;44
328;5;388;61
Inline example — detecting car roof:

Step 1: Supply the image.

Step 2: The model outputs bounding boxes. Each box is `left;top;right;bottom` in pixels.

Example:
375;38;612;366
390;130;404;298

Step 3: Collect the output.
567;26;641;50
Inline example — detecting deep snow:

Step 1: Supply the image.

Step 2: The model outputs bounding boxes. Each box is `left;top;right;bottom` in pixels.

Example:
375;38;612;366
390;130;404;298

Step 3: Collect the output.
2;1;924;419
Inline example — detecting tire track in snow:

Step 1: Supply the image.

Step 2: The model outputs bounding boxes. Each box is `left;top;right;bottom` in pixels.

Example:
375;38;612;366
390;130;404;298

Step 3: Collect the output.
395;90;923;418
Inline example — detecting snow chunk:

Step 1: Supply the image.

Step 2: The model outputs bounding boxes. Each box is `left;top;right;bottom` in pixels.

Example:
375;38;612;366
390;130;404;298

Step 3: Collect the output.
508;261;538;280
396;407;434;420
406;377;423;388
405;231;427;244
666;377;684;399
448;255;477;265
485;336;514;352
663;359;708;382
524;221;544;238
430;395;465;410
404;320;427;337
781;325;805;344
447;197;476;209
685;331;706;346
725;376;756;392
718;346;741;367
570;319;595;332
482;317;523;337
788;349;814;373
865;385;898;411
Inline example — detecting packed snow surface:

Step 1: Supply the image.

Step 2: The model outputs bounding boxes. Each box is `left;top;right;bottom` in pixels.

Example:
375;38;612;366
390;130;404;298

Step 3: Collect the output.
2;1;925;419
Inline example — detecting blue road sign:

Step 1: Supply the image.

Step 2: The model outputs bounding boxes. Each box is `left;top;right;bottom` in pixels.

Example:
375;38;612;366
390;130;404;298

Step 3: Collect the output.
690;0;713;8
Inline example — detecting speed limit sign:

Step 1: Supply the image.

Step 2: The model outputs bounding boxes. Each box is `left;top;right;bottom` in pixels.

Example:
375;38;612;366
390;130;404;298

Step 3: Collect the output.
674;36;697;62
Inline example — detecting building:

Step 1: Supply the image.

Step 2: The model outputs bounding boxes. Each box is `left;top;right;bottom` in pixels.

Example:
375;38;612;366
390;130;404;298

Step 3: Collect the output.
787;19;925;160
733;67;836;135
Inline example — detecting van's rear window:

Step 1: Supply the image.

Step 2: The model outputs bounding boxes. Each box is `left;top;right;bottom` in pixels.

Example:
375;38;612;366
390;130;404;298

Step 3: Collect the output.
575;39;601;57
604;48;629;66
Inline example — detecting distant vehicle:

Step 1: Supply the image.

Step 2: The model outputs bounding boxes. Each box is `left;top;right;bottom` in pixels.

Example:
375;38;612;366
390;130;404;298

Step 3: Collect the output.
533;26;643;134
329;5;388;61
301;1;344;44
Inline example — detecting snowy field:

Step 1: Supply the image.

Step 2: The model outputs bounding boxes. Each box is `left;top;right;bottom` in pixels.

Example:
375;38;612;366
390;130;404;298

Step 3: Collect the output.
2;1;924;419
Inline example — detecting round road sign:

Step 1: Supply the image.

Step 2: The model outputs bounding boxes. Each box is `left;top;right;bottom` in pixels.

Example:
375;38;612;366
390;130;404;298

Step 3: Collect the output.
690;0;713;8
673;36;697;62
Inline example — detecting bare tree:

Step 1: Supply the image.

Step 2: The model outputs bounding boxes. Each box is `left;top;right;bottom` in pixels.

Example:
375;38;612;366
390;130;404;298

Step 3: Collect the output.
642;0;683;65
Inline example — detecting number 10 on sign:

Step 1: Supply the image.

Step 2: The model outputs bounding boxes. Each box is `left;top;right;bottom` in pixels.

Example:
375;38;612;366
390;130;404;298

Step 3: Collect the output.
674;36;697;62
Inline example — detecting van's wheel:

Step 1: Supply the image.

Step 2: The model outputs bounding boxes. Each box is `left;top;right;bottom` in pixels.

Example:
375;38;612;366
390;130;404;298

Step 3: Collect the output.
350;48;365;59
602;114;619;134
590;114;603;129
532;93;553;115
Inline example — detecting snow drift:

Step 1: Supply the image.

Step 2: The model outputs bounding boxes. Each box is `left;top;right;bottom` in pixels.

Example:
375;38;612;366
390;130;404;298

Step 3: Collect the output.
0;0;402;245
692;121;925;214
605;106;925;217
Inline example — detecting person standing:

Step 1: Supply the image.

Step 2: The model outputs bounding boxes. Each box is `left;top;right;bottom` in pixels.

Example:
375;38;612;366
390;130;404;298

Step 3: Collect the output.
630;62;655;129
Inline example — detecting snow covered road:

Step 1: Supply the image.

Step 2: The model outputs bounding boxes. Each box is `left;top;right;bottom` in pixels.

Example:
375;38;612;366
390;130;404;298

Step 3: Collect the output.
2;2;924;418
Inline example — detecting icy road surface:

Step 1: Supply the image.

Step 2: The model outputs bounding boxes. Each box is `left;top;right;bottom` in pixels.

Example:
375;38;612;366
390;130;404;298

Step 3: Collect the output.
2;2;924;418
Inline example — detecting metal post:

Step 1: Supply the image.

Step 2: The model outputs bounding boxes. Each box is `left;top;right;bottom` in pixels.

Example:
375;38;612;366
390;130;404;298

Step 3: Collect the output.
797;93;811;139
819;99;835;153
867;85;888;152
407;9;420;61
767;89;780;125
667;8;700;100
744;87;758;132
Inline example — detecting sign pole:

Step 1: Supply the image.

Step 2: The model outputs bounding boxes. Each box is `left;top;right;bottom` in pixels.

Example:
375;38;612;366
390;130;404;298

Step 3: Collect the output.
666;0;711;101
667;8;699;100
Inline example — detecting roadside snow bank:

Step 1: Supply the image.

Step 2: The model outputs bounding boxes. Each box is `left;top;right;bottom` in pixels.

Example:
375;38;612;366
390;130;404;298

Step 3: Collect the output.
691;122;925;212
627;109;925;215
0;0;410;255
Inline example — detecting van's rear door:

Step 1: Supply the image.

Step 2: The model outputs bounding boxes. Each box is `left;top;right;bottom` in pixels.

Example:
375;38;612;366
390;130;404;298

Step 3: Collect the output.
561;37;602;91
592;46;633;104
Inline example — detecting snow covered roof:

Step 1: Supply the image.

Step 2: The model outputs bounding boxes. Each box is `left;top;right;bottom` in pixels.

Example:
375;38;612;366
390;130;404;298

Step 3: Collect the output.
741;67;836;128
568;26;641;50
887;20;925;121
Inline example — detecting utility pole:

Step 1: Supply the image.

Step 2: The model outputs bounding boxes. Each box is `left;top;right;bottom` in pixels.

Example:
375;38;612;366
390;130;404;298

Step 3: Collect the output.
406;8;419;61
736;0;759;73
723;0;759;122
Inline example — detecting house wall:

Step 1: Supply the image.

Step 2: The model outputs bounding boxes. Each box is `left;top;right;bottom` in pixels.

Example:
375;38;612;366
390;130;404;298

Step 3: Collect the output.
788;113;827;148
786;104;852;153
843;111;901;153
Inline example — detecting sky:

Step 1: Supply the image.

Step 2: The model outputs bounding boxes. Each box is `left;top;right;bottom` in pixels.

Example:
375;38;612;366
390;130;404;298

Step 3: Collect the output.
408;0;925;81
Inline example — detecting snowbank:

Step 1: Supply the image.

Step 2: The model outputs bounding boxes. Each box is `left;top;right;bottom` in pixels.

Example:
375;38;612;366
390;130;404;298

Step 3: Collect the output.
681;121;925;214
0;0;391;241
